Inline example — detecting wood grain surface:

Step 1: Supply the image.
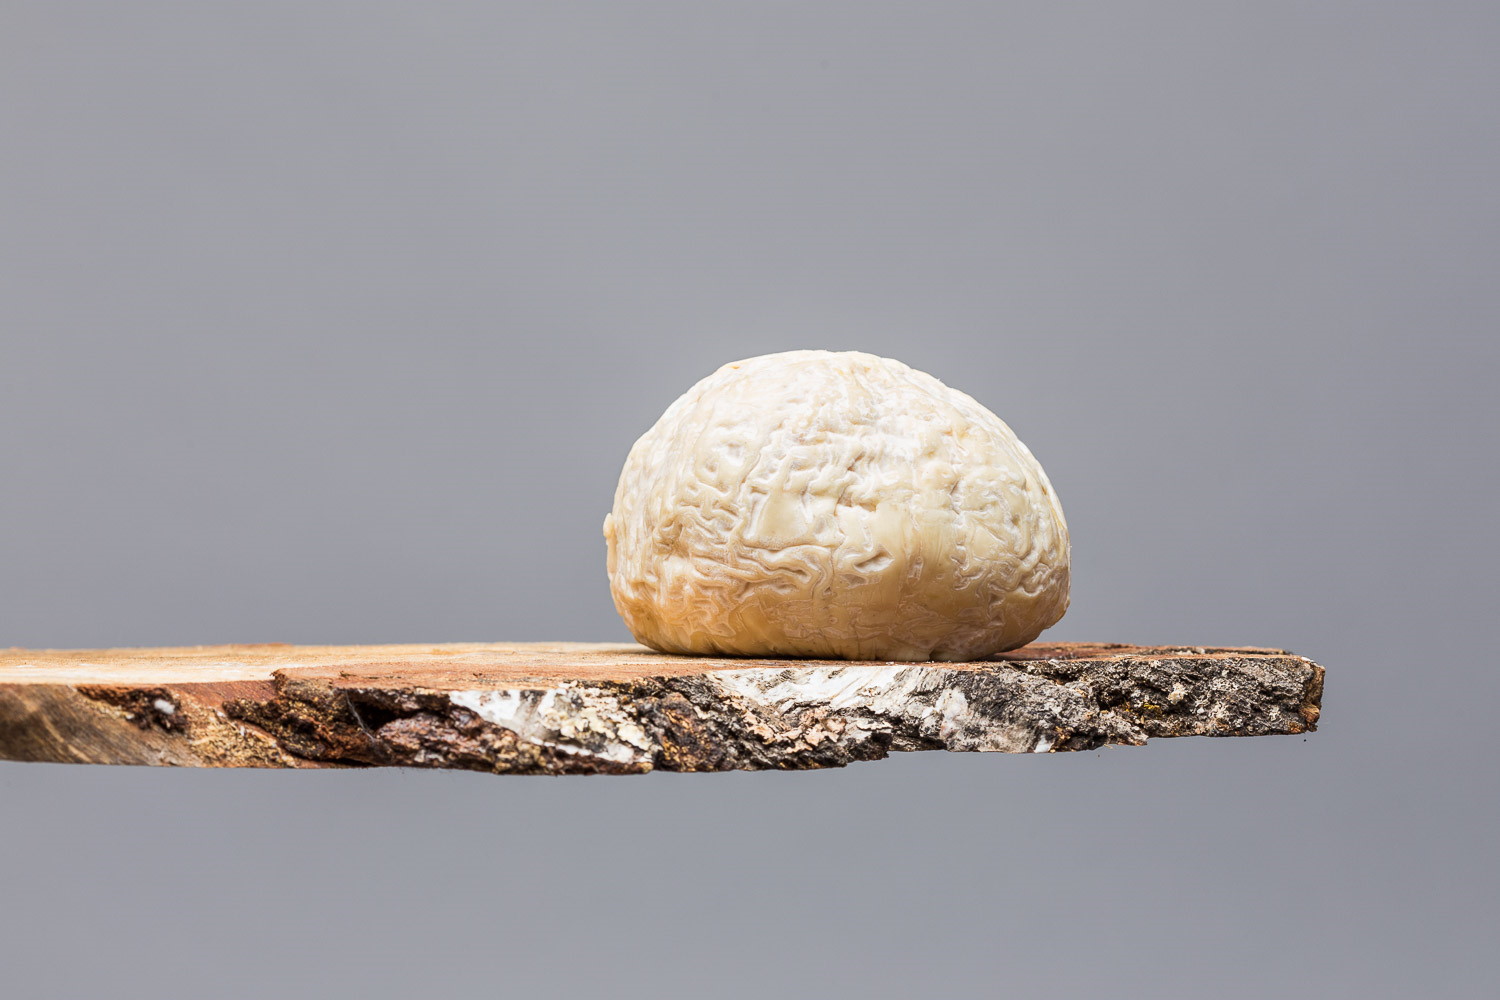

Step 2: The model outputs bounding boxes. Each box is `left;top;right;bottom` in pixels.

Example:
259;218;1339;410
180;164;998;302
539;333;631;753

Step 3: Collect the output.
0;641;1324;774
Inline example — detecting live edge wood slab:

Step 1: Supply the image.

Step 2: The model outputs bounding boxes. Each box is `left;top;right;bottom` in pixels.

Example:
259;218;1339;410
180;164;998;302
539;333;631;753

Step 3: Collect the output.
0;642;1324;775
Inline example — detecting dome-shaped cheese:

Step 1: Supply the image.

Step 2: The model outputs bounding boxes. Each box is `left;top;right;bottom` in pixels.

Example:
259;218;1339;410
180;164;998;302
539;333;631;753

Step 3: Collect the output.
604;350;1070;661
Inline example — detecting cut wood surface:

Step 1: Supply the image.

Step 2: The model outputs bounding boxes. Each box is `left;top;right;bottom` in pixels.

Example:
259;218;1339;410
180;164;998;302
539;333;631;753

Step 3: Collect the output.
0;641;1324;774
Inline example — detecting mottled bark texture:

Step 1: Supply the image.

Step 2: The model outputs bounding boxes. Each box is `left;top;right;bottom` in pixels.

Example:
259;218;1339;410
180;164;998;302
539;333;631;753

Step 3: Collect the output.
0;642;1323;775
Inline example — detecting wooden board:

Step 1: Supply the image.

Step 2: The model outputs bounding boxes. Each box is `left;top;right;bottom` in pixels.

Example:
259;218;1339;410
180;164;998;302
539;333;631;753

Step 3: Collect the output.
0;641;1324;774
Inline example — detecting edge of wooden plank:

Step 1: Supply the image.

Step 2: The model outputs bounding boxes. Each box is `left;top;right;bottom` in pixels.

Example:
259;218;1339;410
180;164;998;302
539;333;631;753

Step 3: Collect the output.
0;642;1324;775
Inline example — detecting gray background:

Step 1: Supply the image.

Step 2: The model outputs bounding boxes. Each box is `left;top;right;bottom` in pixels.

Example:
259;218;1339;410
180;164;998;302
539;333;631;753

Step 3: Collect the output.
2;2;1496;997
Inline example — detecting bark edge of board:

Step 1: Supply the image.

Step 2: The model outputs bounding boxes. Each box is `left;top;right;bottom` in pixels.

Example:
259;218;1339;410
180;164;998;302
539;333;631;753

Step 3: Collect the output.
0;642;1324;774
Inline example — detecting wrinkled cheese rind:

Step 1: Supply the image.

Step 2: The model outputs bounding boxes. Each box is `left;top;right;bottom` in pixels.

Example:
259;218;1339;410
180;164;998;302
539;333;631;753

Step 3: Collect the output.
604;350;1070;661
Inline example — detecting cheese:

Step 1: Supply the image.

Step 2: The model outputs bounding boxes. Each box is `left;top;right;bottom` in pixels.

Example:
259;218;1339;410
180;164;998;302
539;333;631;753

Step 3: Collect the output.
604;351;1070;661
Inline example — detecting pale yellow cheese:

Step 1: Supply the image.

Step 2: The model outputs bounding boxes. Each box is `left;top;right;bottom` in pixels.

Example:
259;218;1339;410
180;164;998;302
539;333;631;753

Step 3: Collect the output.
604;351;1070;661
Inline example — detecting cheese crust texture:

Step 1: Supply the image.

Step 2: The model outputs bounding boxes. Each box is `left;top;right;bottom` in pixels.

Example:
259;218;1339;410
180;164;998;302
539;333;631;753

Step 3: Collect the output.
604;351;1070;661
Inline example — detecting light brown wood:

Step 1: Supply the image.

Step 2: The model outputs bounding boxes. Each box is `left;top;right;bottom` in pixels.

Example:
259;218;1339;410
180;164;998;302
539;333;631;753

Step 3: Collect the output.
0;640;1292;686
0;641;1324;774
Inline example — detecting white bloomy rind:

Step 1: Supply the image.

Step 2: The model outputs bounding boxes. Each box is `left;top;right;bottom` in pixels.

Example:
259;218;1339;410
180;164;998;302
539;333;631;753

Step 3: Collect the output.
605;350;1070;661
